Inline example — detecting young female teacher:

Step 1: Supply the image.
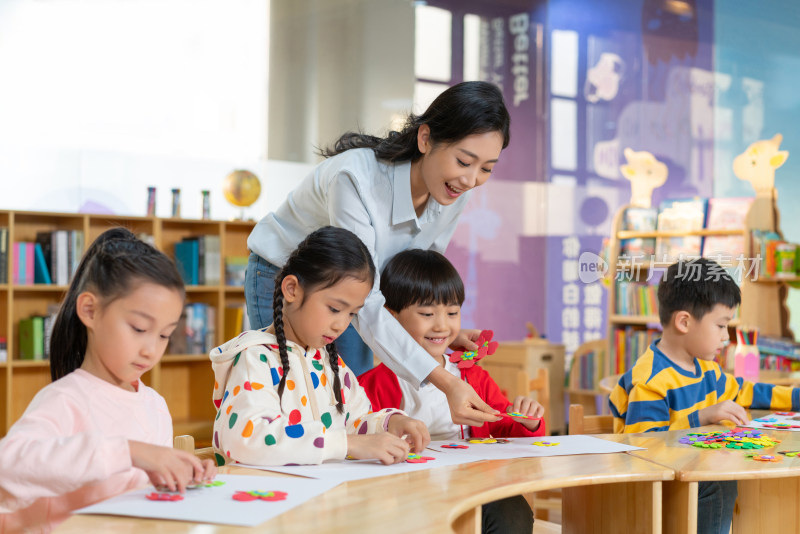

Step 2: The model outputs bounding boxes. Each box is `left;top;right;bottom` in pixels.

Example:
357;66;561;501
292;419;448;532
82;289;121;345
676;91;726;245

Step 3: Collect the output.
244;81;509;425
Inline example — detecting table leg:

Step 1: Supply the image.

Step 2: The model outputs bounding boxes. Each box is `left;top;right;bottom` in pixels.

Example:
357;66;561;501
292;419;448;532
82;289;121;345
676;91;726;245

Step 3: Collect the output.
563;481;662;534
734;478;800;532
662;480;697;534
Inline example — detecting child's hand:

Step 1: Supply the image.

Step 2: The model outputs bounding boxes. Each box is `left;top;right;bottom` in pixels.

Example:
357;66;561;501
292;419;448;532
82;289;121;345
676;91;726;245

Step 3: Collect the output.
697;400;749;426
387;414;431;453
128;440;204;493
198;459;218;483
346;433;410;465
510;396;544;431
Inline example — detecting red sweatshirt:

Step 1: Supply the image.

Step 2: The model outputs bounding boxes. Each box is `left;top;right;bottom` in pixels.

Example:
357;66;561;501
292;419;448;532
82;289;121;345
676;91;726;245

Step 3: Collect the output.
358;363;546;438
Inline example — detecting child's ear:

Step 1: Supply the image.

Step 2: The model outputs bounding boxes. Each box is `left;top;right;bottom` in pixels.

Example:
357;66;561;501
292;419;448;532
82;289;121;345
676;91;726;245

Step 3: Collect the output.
75;291;99;328
386;307;399;319
672;310;692;334
281;275;303;304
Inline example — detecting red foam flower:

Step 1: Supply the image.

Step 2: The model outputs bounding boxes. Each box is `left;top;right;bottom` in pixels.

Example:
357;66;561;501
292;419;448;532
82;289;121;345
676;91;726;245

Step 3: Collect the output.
146;492;184;501
448;330;498;369
233;490;289;502
441;443;469;449
406;453;435;464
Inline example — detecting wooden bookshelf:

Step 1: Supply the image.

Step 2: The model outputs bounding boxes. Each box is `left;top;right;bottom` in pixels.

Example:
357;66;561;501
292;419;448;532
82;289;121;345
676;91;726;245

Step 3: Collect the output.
598;194;791;386
0;210;255;441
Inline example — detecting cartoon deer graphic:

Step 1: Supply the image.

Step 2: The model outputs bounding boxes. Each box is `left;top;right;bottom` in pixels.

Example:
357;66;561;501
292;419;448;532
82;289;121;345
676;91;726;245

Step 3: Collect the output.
733;134;789;197
619;148;668;208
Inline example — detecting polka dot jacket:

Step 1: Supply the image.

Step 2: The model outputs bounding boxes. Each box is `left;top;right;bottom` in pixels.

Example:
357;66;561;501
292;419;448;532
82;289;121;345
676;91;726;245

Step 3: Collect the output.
210;329;405;466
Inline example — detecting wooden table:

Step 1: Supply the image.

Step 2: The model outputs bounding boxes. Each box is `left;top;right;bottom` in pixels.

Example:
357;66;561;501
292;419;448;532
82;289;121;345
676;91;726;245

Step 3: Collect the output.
602;424;800;534
58;451;672;534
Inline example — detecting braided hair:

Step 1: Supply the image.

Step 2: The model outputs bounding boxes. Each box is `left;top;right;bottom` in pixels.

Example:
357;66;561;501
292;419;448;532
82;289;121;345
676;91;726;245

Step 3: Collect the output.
50;227;185;381
272;226;375;414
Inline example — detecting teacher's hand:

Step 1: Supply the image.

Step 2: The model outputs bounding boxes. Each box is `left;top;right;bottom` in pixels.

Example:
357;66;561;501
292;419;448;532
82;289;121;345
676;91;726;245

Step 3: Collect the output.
427;366;501;426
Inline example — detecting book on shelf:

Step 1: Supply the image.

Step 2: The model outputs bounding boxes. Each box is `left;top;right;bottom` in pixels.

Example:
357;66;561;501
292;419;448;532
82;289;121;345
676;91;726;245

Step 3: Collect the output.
201;235;221;286
0;337;6;363
620;207;658;258
702;197;753;260
174;239;200;285
0;227;7;284
18;316;45;360
33;243;52;284
225;256;248;286
655;198;708;260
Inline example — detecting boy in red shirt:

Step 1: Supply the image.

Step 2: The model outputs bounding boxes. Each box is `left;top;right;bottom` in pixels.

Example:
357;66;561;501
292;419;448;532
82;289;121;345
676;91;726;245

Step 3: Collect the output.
359;249;544;534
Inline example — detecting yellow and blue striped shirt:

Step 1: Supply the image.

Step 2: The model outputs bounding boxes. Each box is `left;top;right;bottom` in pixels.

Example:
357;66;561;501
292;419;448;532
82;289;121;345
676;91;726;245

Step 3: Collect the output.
609;340;800;433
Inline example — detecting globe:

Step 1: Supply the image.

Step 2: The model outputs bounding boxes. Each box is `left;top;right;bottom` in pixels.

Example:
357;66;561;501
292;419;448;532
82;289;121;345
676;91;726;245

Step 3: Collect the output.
223;170;261;208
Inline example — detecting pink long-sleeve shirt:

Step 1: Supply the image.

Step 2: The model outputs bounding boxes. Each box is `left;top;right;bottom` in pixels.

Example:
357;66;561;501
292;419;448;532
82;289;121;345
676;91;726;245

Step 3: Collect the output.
0;369;172;533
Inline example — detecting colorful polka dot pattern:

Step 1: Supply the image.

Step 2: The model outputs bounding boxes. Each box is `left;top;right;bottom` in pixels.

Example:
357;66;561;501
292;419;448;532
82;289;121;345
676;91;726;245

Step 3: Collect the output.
213;339;401;466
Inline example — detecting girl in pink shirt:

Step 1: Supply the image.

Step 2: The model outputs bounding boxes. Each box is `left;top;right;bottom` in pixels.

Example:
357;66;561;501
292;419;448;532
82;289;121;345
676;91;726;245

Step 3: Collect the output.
0;228;216;532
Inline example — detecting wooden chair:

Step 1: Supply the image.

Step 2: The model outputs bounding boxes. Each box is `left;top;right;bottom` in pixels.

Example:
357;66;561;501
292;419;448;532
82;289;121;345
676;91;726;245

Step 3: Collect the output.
566;339;607;414
174;434;217;463
568;404;614;435
517;367;551;432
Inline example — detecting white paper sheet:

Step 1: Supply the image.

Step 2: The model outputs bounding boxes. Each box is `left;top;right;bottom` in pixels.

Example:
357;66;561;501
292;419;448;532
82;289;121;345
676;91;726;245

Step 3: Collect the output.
745;411;800;432
242;435;644;483
239;448;485;484
425;435;644;460
74;474;340;527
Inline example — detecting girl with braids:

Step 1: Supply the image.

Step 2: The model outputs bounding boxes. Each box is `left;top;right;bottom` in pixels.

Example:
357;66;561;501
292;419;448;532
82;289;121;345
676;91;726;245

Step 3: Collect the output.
211;226;429;466
0;228;216;532
245;81;509;428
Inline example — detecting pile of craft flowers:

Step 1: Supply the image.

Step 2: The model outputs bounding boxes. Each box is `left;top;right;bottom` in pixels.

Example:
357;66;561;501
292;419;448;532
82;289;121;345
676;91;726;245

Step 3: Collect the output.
679;429;780;450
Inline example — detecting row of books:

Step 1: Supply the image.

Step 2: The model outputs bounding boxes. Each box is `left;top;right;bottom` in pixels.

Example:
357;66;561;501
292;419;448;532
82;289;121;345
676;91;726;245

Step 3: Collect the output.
1;230;83;286
615;281;658;316
167;303;217;355
612;327;661;374
754;335;800;360
18;306;60;360
751;230;800;278
571;345;606;391
621;197;753;261
174;236;221;286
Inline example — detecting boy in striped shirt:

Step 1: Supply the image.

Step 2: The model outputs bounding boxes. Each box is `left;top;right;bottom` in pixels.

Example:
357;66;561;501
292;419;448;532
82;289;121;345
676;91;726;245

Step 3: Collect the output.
609;258;800;534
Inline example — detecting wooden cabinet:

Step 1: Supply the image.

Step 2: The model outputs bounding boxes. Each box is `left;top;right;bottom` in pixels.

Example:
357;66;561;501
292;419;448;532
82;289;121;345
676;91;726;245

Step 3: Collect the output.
0;210;255;441
479;341;566;434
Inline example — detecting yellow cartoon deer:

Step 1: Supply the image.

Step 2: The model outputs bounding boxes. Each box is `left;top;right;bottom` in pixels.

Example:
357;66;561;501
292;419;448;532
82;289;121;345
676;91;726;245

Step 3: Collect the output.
733;134;789;197
620;148;668;208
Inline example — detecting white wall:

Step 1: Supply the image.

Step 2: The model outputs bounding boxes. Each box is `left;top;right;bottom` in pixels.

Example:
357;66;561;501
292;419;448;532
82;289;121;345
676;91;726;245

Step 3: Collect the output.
0;0;310;220
267;0;414;163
